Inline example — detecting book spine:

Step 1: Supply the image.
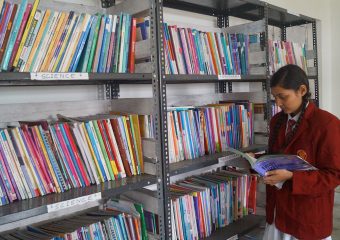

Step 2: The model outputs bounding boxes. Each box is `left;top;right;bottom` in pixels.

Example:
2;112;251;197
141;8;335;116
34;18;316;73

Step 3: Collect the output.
128;17;136;73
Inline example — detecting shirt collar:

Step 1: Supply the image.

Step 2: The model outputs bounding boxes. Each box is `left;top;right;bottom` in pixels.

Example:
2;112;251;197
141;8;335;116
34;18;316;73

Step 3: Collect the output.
287;102;309;122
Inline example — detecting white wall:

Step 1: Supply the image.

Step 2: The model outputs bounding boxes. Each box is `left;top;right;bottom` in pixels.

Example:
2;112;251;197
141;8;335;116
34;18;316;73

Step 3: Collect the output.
330;0;340;117
263;0;338;117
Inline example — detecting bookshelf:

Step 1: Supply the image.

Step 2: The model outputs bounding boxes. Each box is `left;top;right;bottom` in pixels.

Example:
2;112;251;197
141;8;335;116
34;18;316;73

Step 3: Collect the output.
0;0;319;239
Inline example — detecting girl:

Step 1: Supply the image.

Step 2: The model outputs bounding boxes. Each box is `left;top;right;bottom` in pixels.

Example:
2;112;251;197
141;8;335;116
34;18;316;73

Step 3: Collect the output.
262;64;340;240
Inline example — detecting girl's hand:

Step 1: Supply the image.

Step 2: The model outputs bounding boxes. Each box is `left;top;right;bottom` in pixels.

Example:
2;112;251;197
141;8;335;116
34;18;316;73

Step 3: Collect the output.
263;169;293;186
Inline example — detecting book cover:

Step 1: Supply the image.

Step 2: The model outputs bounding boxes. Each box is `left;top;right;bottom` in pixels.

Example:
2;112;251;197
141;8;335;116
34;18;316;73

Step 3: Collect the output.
18;9;45;71
0;4;17;67
8;3;32;70
2;0;28;71
12;0;39;68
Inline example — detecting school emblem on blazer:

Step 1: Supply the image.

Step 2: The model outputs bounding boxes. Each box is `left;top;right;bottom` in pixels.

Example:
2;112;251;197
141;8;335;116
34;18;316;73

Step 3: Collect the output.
297;149;307;160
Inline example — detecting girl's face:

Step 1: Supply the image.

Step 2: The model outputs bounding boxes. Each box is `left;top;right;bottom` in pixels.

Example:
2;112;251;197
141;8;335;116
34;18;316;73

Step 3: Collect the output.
271;85;307;115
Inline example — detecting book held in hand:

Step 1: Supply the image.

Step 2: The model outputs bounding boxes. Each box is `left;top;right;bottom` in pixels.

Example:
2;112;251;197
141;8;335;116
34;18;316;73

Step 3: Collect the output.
227;148;317;176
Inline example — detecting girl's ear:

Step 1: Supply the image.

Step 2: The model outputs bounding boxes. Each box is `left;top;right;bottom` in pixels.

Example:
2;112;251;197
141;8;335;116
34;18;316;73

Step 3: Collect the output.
299;85;307;97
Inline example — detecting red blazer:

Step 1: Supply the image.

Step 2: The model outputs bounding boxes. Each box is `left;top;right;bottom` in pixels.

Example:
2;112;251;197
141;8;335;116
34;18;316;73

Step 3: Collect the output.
266;102;340;239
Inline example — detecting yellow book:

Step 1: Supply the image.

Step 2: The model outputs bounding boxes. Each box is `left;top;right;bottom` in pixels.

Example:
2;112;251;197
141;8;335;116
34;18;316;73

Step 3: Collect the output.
33;126;61;193
13;0;40;68
52;13;78;72
61;13;89;72
39;12;67;72
23;9;51;72
122;116;136;175
81;123;104;182
131;114;144;173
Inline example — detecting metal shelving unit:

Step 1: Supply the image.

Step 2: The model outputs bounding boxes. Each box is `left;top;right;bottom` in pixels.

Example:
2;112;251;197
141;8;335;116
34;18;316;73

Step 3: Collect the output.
0;0;319;239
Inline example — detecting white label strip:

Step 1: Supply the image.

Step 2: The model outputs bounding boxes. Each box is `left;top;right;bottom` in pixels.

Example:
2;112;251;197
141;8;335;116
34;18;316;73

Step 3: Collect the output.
218;75;241;80
30;72;89;81
47;192;101;213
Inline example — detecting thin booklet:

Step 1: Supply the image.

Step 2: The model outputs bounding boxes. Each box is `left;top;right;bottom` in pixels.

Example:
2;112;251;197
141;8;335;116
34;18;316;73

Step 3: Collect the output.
227;148;317;176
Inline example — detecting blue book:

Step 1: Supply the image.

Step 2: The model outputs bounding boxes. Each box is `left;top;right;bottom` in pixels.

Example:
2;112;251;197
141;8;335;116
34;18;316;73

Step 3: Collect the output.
98;15;111;73
84;122;108;182
38;126;66;192
70;15;94;72
55;14;79;72
2;0;27;71
49;126;77;189
118;214;128;240
79;14;99;72
122;14;131;73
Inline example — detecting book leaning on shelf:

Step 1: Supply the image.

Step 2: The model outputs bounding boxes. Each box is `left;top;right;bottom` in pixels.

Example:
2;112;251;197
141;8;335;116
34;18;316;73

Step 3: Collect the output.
227;147;317;176
0;0;138;73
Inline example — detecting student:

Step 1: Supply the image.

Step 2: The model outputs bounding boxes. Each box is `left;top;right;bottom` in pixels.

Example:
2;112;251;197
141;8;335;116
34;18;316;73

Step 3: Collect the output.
262;64;340;240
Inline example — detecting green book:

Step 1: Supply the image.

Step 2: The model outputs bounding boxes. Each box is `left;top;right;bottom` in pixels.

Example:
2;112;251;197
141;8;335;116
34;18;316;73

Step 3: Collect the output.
134;203;148;240
111;12;123;73
86;14;102;72
79;14;99;72
92;120;115;180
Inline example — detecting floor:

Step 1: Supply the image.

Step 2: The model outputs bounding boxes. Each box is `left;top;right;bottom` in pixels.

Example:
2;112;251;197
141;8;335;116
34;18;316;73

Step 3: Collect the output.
239;189;340;240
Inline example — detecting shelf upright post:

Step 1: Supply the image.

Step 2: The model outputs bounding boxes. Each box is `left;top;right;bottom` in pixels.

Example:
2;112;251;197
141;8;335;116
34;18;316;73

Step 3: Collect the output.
151;0;171;238
101;0;115;8
260;4;272;132
217;10;231;93
312;20;319;107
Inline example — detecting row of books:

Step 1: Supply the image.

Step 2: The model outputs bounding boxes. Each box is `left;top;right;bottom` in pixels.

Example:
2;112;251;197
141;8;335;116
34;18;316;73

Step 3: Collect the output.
268;40;308;75
0;199;150;240
0;114;143;206
170;169;257;239
253;103;282;116
0;0;137;73
163;23;256;75
166;103;254;163
123;169;257;240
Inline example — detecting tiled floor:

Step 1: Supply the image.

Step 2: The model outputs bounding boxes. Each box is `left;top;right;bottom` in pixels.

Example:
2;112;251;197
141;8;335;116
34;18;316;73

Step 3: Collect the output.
240;191;340;240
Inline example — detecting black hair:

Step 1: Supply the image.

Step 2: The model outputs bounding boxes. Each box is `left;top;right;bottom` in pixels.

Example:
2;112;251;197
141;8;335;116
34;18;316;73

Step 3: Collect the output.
269;64;311;153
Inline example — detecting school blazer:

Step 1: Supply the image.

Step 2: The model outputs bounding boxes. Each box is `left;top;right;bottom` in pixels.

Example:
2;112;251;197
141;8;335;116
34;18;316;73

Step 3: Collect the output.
266;102;340;240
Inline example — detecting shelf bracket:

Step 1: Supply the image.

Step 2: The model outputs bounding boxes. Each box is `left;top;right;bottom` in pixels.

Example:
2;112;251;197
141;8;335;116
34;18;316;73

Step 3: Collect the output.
101;0;115;8
105;83;120;99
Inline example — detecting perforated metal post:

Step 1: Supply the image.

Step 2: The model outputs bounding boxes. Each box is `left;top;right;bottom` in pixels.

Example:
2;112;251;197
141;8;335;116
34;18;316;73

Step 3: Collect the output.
312;21;319;107
101;0;115;8
104;83;120;99
151;0;171;239
217;12;229;93
260;5;272;131
281;25;287;41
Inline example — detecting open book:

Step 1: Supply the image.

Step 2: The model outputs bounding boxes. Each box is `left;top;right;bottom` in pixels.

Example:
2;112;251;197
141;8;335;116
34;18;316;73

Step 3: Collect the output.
227;148;317;176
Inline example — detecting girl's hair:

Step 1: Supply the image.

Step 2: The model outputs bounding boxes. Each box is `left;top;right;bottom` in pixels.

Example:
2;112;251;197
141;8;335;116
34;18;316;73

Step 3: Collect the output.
269;64;311;153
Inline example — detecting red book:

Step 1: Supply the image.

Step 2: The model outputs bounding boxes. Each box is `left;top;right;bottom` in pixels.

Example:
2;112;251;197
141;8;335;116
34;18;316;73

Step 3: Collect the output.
63;123;91;187
0;3;10;41
128;17;136;73
110;118;132;177
0;4;18;64
8;3;32;69
54;124;82;188
97;120;118;179
102;119;125;177
21;125;52;194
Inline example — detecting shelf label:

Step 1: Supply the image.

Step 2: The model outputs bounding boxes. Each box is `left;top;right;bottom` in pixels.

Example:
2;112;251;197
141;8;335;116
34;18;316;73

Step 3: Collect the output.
218;75;241;80
30;72;89;81
47;192;101;213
